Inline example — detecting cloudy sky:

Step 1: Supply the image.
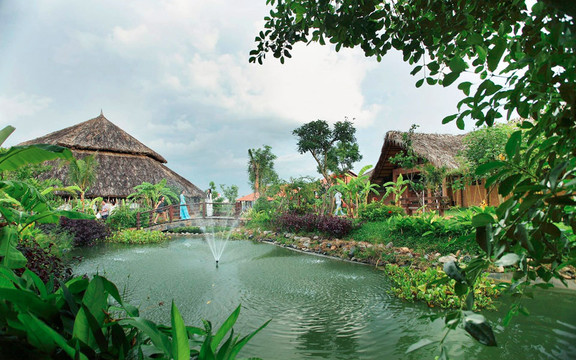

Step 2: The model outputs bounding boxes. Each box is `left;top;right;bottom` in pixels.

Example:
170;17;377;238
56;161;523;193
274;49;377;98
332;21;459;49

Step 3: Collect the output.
0;0;468;197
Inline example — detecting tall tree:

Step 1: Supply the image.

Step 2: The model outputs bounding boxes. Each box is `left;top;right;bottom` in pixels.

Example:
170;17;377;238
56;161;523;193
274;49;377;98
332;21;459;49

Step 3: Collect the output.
68;155;99;212
292;119;362;184
247;145;278;198
219;184;239;203
251;0;576;352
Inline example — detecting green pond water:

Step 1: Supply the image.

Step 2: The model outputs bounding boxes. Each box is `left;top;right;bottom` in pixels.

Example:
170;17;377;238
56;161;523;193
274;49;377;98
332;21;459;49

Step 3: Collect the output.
72;237;576;359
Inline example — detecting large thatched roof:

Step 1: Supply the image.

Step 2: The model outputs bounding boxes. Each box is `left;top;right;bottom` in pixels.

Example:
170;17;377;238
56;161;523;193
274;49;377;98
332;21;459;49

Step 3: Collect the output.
19;113;167;163
18;114;204;199
370;131;465;185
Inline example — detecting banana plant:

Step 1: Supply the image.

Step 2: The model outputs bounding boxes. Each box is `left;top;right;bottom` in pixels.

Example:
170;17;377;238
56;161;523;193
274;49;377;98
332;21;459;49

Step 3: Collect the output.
0;126;91;269
382;173;410;205
332;165;379;218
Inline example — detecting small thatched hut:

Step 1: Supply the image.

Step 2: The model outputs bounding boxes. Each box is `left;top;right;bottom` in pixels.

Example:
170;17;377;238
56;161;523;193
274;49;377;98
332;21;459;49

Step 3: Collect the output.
369;130;500;209
18;113;204;201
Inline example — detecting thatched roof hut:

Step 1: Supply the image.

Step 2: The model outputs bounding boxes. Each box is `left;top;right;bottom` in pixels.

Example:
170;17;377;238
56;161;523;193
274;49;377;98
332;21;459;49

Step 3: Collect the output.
369;130;465;186
18;113;205;200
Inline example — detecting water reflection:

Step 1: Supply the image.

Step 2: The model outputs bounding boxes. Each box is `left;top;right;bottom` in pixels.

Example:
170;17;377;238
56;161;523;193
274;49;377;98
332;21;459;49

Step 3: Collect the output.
72;238;576;360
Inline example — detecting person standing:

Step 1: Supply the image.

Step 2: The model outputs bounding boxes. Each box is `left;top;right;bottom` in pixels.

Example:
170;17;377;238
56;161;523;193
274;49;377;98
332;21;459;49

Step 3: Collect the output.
153;196;167;224
179;190;191;220
99;200;111;220
206;189;213;217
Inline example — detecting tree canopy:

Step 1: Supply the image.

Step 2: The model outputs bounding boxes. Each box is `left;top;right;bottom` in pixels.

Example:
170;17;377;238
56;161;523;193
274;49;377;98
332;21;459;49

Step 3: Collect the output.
292;119;362;183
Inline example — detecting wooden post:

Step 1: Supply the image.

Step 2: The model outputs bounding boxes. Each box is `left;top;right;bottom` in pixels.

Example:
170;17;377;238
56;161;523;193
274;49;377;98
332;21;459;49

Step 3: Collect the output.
235;202;241;218
136;212;141;229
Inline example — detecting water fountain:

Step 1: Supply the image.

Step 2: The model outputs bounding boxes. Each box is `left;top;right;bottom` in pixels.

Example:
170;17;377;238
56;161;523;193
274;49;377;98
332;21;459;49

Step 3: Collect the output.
202;217;239;265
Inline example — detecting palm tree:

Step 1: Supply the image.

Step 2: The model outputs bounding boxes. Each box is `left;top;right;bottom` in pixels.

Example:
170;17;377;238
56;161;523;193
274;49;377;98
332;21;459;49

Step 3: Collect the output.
68;154;98;212
128;179;177;208
248;146;278;199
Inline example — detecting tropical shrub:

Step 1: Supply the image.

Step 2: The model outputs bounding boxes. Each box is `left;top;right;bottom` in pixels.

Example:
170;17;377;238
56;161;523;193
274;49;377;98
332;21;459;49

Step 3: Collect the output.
316;215;354;238
275;213;354;238
107;229;169;244
388;213;479;254
15;239;72;285
169;226;203;234
384;264;500;310
36;223;76;255
359;202;405;222
107;204;151;231
59;217;110;247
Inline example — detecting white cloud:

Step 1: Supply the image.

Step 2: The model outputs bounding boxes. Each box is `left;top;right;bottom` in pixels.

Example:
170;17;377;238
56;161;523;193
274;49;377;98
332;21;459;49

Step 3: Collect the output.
0;93;52;124
112;25;149;45
0;0;475;196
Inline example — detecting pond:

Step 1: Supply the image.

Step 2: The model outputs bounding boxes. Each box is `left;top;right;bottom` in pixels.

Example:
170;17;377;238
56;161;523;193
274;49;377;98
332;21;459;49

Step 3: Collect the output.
72;237;576;359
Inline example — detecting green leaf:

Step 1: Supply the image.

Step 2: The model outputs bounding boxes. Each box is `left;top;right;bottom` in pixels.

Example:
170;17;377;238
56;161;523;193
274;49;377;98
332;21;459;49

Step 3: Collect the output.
465;291;475;310
548;161;568;190
73;305;108;352
449;57;467;73
0;125;16;146
454;281;468;296
443;261;466;283
476;45;487;62
0;288;58;318
487;37;506;72
171;301;191;360
439;345;449;360
505;131;522;159
83;276;108;325
458;81;472;96
456;116;465;129
406;338;435;353
0;226;28;269
212;305;241;352
443;72;460;87
0;144;74;172
229;319;271;359
495;253;520;267
22;269;48;299
498;174;522;197
119;318;172;356
416;78;424;88
442;114;457;124
472;213;495;227
476;161;506;176
475;225;492;257
464;314;497;346
410;65;423;75
18;312;86;359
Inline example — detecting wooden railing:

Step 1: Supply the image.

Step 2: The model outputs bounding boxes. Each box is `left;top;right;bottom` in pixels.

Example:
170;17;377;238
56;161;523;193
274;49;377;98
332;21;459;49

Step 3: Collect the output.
136;202;242;229
399;196;452;216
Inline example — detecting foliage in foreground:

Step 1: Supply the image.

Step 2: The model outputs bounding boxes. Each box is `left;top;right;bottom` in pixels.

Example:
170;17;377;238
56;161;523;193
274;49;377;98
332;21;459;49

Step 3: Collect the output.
0;128;267;359
0;270;268;360
384;264;500;310
107;229;169;244
15;239;73;285
252;0;576;354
